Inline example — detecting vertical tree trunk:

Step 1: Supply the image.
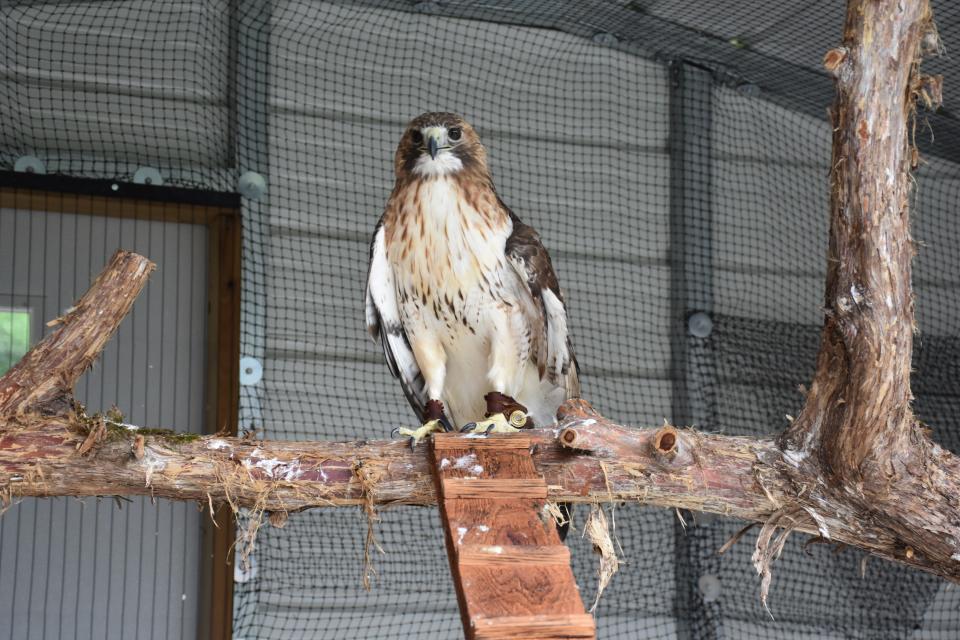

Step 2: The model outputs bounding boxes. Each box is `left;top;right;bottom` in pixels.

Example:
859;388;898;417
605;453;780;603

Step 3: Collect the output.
780;0;939;486
769;0;959;585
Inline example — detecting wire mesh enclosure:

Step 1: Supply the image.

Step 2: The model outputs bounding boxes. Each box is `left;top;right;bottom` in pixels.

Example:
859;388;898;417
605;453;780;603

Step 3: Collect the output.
2;0;960;638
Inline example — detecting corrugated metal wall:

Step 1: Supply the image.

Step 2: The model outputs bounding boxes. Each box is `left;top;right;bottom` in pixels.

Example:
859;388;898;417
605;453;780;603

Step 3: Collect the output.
0;0;233;188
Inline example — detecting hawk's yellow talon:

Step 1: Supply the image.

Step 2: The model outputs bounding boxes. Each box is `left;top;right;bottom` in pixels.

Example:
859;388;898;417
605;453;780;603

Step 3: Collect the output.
394;419;445;448
461;412;524;435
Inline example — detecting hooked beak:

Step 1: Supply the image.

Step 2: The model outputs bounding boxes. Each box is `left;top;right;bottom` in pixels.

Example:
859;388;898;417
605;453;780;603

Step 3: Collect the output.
423;127;444;160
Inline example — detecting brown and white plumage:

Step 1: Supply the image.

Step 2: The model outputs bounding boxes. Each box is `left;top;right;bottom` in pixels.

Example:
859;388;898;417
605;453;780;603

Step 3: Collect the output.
365;112;578;430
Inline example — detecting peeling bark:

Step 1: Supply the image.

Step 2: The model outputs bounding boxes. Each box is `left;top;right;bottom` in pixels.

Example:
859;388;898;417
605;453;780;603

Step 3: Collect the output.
780;0;938;483
2;398;959;582
1;401;778;516
0;250;154;417
772;0;960;590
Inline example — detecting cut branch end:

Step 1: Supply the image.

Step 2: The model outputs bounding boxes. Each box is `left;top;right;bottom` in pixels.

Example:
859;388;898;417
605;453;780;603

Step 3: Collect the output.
559;427;580;448
653;427;678;455
823;47;848;76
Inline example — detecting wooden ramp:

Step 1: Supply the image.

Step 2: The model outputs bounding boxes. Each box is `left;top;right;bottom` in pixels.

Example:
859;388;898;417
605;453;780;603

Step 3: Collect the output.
431;433;596;640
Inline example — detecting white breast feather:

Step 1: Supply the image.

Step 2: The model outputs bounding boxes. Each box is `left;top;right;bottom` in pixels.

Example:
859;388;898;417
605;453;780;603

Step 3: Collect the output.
386;177;568;427
412;152;464;178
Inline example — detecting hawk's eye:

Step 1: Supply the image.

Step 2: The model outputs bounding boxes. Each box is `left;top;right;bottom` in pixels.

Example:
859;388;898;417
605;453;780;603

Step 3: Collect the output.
448;127;462;141
411;130;423;145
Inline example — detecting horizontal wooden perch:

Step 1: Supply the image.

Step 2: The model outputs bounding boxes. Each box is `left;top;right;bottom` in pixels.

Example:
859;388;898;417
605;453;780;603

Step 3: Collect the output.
3;394;960;585
0;252;780;526
0;401;771;513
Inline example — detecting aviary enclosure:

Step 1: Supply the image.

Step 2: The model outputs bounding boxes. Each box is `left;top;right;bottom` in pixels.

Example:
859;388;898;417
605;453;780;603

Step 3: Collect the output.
1;0;960;638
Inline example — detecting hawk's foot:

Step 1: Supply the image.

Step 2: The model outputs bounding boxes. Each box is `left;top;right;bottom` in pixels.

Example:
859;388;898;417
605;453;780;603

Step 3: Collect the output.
459;409;529;434
391;399;452;449
392;419;447;449
464;392;535;432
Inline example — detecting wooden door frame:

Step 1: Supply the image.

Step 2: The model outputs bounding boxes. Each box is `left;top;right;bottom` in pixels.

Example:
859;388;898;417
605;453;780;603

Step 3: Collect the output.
0;171;241;640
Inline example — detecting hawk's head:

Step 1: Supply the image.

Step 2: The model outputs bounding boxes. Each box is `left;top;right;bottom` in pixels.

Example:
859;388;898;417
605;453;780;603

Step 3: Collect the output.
395;112;488;179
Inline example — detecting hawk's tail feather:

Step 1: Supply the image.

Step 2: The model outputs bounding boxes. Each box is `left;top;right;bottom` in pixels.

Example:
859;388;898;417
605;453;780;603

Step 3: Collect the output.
557;502;572;541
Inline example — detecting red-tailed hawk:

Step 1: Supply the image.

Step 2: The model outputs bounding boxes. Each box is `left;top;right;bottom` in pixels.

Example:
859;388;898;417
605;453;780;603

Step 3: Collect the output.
365;112;579;446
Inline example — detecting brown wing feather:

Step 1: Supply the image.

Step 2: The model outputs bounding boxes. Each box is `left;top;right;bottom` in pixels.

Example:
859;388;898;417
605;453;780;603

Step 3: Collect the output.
501;202;580;398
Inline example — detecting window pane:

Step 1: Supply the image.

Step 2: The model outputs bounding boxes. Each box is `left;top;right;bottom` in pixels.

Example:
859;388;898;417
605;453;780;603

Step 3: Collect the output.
0;309;31;375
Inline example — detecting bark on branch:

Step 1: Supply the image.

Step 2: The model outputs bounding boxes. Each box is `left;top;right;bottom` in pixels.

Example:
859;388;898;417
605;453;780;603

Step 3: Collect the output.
0;250;154;417
3;393;960;584
781;0;938;484
766;0;960;592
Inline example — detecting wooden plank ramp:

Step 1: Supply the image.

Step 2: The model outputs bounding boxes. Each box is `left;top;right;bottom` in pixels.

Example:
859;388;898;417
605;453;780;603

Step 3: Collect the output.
430;433;596;640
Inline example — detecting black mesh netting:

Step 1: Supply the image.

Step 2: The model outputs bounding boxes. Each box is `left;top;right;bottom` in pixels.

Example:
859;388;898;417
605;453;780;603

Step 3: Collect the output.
2;0;960;638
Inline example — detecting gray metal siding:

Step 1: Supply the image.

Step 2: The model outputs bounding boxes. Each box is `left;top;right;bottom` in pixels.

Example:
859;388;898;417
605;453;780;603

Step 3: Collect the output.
712;88;960;326
0;0;232;185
